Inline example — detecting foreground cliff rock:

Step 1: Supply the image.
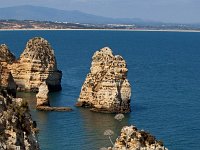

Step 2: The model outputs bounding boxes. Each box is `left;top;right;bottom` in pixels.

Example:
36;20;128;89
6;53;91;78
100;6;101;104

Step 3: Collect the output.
0;90;39;150
9;37;62;92
77;47;131;113
108;125;168;150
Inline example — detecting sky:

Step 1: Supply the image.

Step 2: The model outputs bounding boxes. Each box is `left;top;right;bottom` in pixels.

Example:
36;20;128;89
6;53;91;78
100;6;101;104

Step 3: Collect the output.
0;0;200;23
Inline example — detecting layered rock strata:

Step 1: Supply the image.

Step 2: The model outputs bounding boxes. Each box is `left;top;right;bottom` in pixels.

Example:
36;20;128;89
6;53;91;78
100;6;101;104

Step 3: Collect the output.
0;44;16;63
77;47;131;113
0;45;16;96
9;37;62;92
0;90;39;150
108;125;168;150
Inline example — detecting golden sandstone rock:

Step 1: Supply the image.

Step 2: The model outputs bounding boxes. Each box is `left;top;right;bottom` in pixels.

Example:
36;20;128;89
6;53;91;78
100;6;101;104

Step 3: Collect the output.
108;125;168;150
0;45;16;96
77;47;131;113
9;37;62;92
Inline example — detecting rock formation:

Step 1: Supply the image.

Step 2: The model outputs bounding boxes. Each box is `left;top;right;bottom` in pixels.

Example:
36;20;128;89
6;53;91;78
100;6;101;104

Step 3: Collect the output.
0;64;16;97
0;90;39;150
36;82;50;107
9;37;62;92
77;47;131;113
0;44;16;97
0;44;16;63
108;125;168;150
36;82;72;111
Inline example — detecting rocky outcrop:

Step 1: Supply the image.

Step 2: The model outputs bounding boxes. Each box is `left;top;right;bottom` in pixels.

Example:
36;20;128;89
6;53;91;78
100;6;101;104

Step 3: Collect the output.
0;64;16;97
36;82;72;111
0;90;39;150
0;45;16;97
108;125;168;150
9;37;62;92
36;82;50;107
0;44;15;63
77;47;131;113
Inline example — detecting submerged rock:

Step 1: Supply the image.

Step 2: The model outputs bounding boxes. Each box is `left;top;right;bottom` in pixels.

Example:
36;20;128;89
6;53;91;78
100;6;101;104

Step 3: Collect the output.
108;125;168;150
77;47;131;113
9;37;62;92
0;90;39;150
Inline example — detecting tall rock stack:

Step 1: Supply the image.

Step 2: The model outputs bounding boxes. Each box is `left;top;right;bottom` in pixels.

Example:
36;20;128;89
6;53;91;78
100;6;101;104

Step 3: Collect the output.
77;47;131;113
10;37;62;92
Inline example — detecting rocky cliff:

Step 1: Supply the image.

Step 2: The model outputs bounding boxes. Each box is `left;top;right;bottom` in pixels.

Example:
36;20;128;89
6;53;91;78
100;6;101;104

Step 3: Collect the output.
109;125;168;150
77;47;131;113
9;37;62;92
0;45;16;97
0;90;39;150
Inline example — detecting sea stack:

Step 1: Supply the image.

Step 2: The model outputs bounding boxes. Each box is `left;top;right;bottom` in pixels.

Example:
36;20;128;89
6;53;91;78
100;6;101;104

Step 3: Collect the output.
10;37;62;92
77;47;131;113
108;125;168;150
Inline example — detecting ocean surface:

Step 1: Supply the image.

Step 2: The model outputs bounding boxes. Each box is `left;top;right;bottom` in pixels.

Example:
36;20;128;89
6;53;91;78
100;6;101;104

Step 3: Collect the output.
0;30;200;150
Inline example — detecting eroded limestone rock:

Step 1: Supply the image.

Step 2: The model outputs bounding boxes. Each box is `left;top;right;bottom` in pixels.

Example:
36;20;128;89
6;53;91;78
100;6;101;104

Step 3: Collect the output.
108;125;168;150
0;44;15;63
9;37;62;92
36;82;72;111
0;45;16;96
0;90;39;150
36;82;50;107
77;47;131;113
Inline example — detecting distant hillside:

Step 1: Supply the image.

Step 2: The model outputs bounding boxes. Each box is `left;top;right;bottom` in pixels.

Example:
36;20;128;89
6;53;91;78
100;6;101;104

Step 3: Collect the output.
0;5;154;25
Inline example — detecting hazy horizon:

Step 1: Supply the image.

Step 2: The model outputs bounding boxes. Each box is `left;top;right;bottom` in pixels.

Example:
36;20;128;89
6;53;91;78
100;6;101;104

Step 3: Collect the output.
0;0;200;24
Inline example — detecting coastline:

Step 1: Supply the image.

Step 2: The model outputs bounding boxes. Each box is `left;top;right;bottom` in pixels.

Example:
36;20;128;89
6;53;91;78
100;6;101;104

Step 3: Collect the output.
0;28;200;32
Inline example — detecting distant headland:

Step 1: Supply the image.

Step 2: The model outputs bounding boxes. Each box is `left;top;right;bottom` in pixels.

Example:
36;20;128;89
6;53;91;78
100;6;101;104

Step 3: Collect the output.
0;19;200;32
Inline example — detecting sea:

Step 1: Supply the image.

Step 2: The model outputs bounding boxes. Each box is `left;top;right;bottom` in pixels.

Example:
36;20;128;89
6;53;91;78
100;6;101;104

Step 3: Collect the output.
0;30;200;150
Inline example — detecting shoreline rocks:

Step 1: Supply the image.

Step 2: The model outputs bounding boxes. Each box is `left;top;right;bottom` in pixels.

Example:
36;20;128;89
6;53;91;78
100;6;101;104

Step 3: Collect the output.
77;47;131;113
0;90;39;150
108;125;168;150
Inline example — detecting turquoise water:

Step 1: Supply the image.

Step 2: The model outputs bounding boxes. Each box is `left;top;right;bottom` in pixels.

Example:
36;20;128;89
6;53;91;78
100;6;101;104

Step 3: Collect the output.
0;30;200;150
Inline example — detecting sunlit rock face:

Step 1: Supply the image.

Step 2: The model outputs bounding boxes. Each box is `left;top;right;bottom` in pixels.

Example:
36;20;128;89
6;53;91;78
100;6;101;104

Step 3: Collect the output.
0;90;39;150
0;44;15;63
108;125;168;150
77;47;131;113
9;37;62;92
36;82;50;107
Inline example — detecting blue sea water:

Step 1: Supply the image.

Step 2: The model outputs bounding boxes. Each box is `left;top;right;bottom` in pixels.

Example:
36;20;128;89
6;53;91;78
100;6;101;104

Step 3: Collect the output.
0;30;200;150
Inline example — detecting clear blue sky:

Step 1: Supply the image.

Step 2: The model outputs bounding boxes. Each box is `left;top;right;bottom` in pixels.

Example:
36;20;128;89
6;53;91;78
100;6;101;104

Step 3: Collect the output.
1;0;200;23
